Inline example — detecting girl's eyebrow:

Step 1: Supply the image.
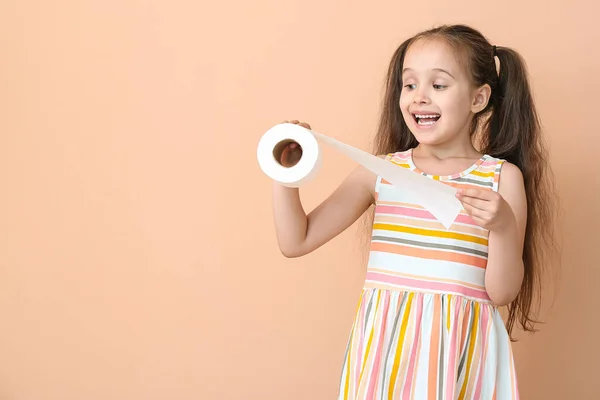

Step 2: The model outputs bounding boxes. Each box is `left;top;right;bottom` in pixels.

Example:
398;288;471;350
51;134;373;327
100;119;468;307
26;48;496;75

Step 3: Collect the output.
402;67;455;79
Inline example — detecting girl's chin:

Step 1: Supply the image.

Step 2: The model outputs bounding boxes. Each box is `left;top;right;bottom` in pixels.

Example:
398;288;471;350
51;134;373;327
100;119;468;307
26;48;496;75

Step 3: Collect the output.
411;131;446;146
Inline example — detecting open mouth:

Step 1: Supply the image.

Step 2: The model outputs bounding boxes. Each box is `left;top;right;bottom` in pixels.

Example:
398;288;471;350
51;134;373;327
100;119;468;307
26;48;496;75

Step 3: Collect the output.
412;113;441;126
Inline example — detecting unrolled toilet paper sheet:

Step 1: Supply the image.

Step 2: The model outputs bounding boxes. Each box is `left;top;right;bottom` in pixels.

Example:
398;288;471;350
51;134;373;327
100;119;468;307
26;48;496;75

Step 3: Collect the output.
257;123;463;229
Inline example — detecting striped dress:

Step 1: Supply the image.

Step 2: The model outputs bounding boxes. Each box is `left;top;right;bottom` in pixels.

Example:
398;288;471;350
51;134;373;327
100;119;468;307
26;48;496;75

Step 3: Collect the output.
338;149;519;400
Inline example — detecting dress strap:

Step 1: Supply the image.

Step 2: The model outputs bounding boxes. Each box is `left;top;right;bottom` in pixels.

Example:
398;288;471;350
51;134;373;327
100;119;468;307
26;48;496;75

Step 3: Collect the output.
491;159;506;192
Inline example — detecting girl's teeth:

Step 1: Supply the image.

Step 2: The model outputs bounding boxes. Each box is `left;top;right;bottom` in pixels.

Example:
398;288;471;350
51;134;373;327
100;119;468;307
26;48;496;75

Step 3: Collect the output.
414;113;440;125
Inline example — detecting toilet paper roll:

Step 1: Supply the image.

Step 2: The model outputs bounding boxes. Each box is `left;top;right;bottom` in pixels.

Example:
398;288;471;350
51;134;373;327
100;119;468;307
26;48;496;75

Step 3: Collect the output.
256;123;323;187
257;123;463;229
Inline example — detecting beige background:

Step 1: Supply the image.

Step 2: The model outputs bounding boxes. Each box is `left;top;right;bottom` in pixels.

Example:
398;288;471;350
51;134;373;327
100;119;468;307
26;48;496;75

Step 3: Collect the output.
1;0;598;399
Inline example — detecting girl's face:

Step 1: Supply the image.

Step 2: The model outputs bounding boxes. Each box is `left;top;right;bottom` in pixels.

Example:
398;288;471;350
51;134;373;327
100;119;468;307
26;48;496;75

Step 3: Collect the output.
400;39;486;147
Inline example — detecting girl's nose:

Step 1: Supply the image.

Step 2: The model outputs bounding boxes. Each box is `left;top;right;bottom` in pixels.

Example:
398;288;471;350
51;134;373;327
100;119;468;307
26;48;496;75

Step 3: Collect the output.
413;86;431;104
413;90;431;105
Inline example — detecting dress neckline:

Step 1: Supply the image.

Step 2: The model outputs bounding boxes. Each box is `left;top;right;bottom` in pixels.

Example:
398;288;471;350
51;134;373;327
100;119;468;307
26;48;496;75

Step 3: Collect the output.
405;148;488;181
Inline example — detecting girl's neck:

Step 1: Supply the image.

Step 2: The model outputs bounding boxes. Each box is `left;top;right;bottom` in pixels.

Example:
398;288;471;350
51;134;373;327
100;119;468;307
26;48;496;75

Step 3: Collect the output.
413;140;481;161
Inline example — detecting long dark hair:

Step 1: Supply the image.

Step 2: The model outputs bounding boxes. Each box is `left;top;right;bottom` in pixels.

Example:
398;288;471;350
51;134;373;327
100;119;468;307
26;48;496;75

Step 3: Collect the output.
372;24;558;339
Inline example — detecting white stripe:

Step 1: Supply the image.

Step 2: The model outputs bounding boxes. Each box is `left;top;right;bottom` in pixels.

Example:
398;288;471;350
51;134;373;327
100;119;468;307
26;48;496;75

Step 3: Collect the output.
413;295;433;398
367;251;486;287
481;311;499;398
492;310;516;399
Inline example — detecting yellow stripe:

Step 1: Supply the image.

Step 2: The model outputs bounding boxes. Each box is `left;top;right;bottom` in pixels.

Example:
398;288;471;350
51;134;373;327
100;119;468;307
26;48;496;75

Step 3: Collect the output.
470;170;495;178
343;329;353;399
390;160;411;169
458;302;480;400
373;223;489;246
388;293;414;399
358;291;380;383
446;294;452;331
374;215;487;236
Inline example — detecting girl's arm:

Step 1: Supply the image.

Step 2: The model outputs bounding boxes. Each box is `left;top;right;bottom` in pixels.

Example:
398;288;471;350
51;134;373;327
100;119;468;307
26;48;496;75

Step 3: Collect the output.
456;162;527;306
484;163;527;305
273;164;376;258
271;120;378;258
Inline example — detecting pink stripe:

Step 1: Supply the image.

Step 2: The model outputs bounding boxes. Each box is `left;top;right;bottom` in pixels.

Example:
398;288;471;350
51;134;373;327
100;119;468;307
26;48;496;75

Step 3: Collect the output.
445;302;461;399
355;293;368;384
391;153;411;162
473;307;489;399
480;160;497;166
365;293;390;399
375;205;477;226
511;349;519;400
376;205;433;219
366;271;491;301
454;214;479;225
402;295;423;399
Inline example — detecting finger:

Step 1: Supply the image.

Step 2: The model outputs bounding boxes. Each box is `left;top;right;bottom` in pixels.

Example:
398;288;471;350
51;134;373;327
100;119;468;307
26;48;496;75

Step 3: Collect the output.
457;188;493;201
290;119;299;124
470;215;487;228
286;146;302;166
458;196;488;211
280;146;291;166
298;122;311;129
461;202;489;220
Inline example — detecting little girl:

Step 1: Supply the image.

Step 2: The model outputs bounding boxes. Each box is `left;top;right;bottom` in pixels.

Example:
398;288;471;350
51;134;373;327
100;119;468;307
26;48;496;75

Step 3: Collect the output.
272;24;556;399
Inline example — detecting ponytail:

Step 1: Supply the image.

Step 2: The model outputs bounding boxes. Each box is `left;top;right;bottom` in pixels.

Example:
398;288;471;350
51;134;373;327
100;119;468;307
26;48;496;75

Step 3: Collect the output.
482;46;559;337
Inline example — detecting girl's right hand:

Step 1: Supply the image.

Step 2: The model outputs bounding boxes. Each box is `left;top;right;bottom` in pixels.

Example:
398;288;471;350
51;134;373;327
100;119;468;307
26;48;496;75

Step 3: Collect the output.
277;120;311;167
281;119;311;130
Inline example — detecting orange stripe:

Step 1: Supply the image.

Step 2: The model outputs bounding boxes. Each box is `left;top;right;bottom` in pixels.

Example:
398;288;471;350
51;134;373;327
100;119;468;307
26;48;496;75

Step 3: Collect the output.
427;296;441;399
371;242;488;269
376;200;427;209
460;308;470;351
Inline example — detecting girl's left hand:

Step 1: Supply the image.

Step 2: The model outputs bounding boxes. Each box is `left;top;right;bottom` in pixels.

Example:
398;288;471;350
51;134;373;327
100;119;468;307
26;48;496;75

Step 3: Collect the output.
455;188;515;231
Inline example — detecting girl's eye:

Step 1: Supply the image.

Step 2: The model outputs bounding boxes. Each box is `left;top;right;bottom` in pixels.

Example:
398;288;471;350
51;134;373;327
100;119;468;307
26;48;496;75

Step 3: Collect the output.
433;84;447;90
404;84;417;90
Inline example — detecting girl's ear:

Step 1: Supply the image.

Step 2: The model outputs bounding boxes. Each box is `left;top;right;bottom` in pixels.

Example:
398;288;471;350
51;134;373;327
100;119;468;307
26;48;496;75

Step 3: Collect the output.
471;84;491;113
